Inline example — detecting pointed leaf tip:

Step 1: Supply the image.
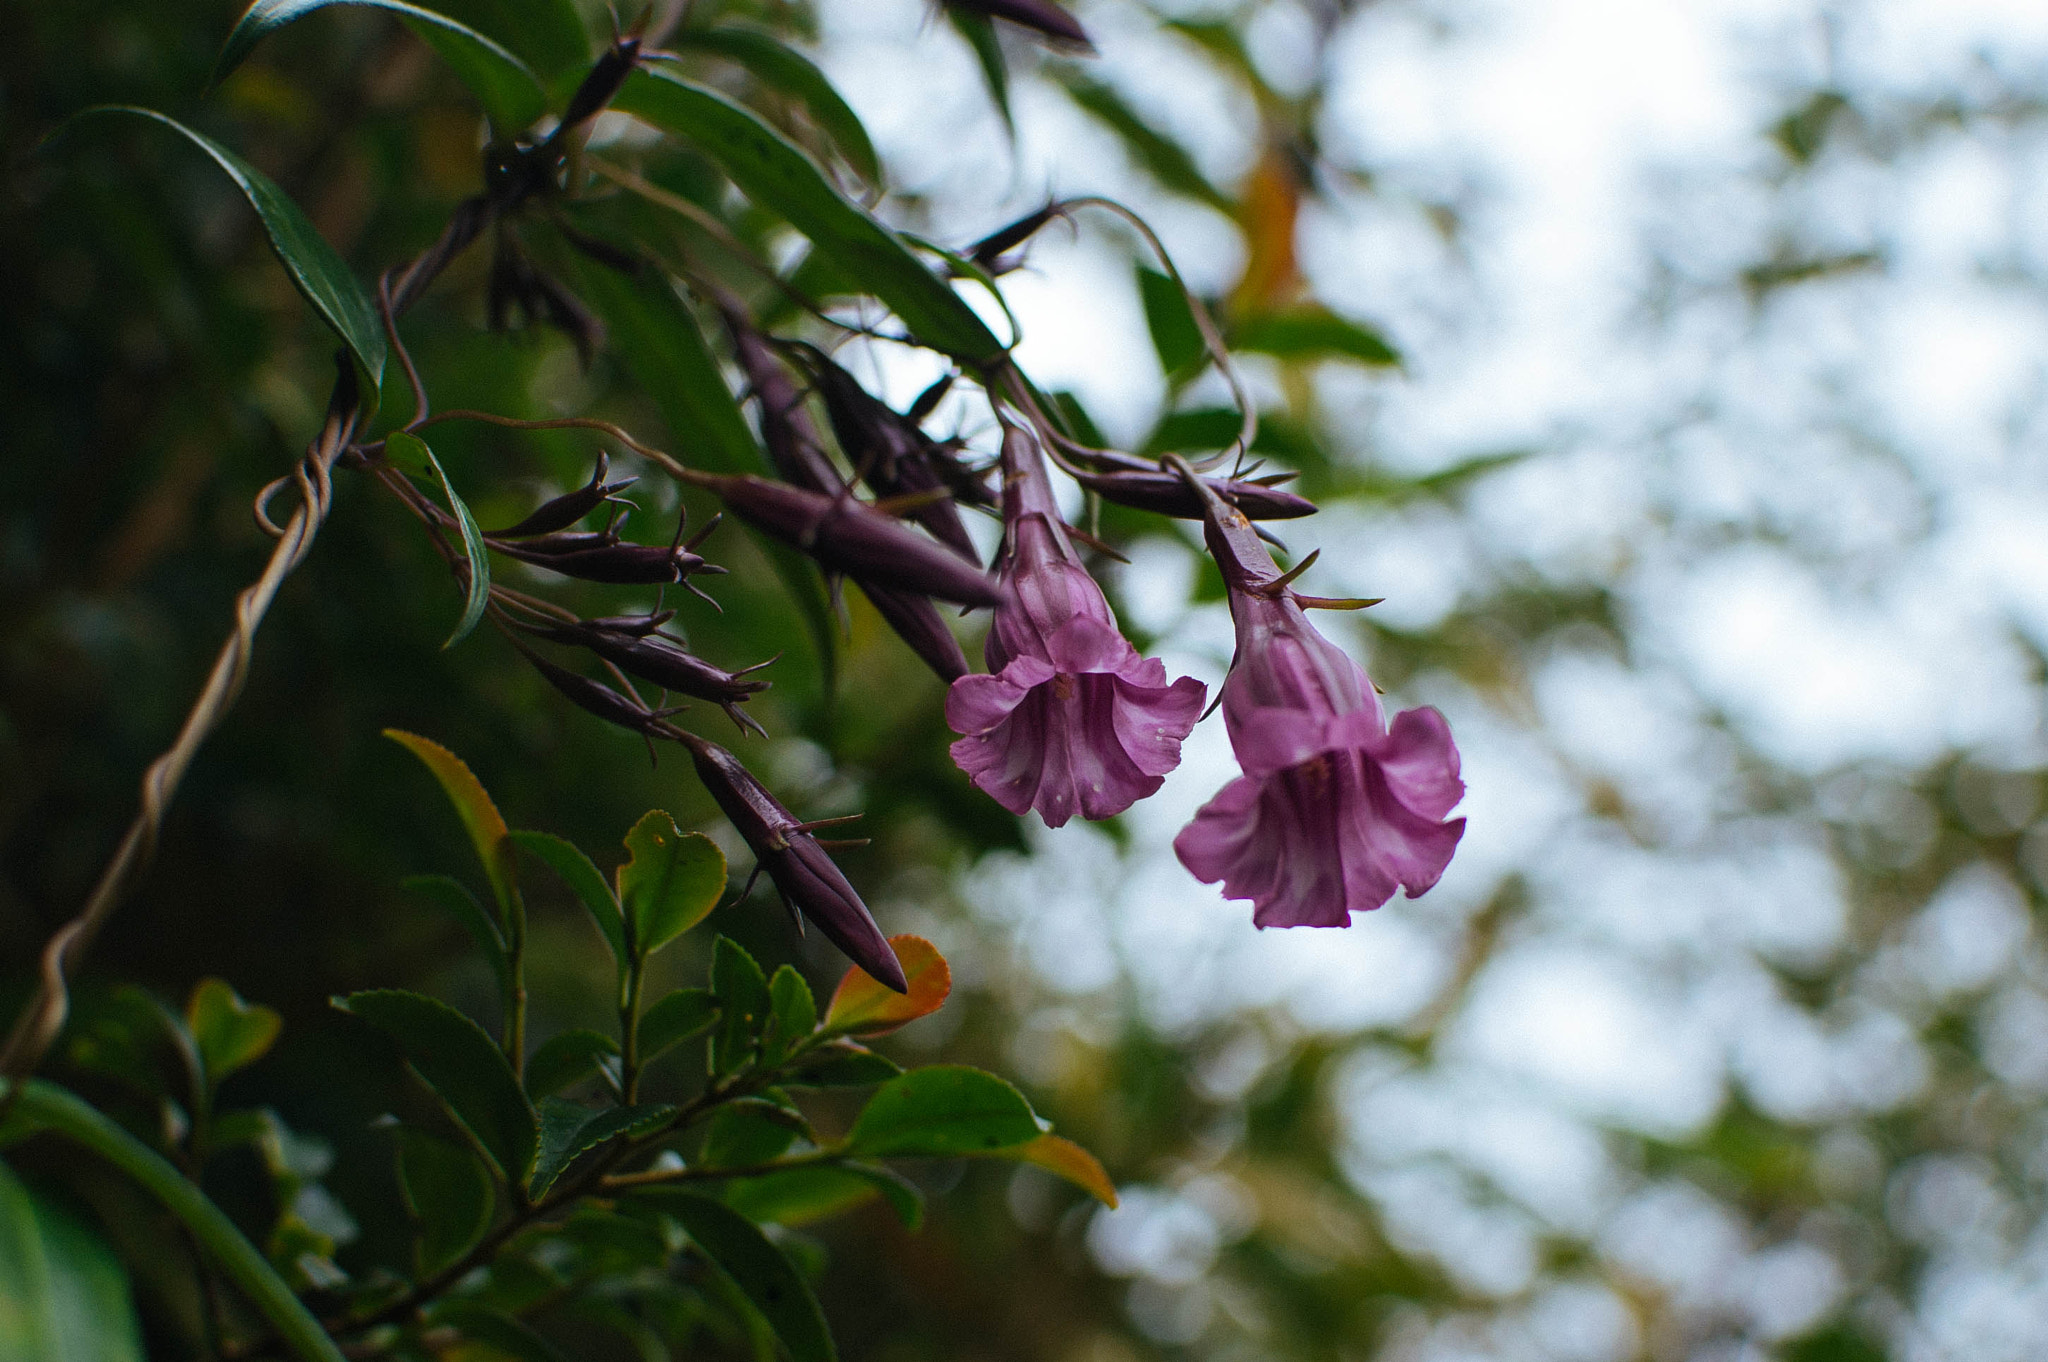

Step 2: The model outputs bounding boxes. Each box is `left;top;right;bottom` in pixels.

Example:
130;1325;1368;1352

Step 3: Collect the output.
1003;1132;1117;1207
824;936;949;1036
62;106;385;402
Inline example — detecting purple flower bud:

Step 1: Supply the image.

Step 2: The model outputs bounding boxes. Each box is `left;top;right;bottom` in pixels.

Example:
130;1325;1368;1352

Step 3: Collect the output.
516;642;680;735
714;303;975;681
715;301;845;496
534;620;771;735
857;581;969;682
968;203;1062;270
698;473;1000;607
677;732;906;992
1065;465;1316;521
788;345;981;564
1171;475;1465;926
490;538;725;586
945;0;1093;51
556;35;642;137
488;452;638;538
945;428;1205;825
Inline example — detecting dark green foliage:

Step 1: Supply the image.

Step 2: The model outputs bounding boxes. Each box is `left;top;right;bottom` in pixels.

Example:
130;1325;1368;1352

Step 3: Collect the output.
61;106;387;396
335;989;538;1181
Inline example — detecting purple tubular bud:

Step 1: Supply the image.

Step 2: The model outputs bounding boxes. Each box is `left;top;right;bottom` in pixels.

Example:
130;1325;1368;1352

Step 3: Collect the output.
491;539;724;585
946;0;1093;49
678;733;907;992
1067;466;1317;521
520;644;674;733
856;580;969;682
969;203;1062;267
557;36;642;135
796;347;981;565
907;373;956;424
486;530;615;556
537;622;771;734
489;454;639;538
700;474;1000;607
717;306;844;495
582;609;676;636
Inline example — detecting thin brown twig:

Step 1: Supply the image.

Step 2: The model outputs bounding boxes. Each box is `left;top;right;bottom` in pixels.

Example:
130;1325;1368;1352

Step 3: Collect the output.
0;195;502;1084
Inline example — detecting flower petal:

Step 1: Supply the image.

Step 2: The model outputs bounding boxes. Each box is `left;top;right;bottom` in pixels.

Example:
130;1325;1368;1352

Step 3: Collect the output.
1227;704;1332;777
1352;752;1466;898
1370;706;1465;821
945;670;1032;736
1045;613;1134;675
1112;673;1205;777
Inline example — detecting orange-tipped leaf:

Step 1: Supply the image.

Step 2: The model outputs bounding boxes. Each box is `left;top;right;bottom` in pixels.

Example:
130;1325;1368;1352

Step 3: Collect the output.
823;936;950;1037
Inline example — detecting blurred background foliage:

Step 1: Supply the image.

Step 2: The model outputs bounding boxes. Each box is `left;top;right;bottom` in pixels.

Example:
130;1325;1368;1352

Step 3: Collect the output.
5;0;2048;1359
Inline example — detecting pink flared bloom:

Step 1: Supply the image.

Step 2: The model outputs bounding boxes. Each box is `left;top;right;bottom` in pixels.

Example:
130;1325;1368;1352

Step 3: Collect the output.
1172;486;1464;926
947;430;1205;827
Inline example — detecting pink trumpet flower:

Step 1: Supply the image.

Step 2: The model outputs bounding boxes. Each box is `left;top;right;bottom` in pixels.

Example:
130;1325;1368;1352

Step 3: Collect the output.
1172;473;1465;926
946;428;1205;826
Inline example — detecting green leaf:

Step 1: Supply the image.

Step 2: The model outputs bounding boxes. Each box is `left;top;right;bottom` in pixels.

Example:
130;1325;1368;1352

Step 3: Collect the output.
639;1191;835;1362
723;1163;923;1230
710;937;772;1076
0;1159;145;1362
210;0;547;132
637;988;719;1067
1137;265;1205;377
1229;306;1400;367
1059;76;1235;214
945;7;1013;136
564;258;839;688
698;1104;799;1170
384;730;517;922
616;812;726;960
395;1126;493;1276
531;1099;674;1198
1;1079;345;1362
431;1305;574;1362
524;1028;619;1101
553;1205;672;1274
981;1132;1117;1207
509;830;625;979
63;108;385;401
613;69;1003;362
387;433;491;648
401;874;511;1006
843;1065;1043;1158
184;978;281;1089
784;1045;900;1089
765;965;817;1058
335;990;538;1182
675;28;881;186
63;987;190;1100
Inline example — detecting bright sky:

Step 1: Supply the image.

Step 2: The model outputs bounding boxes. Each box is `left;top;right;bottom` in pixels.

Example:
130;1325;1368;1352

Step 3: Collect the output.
819;2;2048;1351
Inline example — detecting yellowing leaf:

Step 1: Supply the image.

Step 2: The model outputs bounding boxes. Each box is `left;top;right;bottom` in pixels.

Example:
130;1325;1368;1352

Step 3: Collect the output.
185;978;281;1086
1004;1132;1117;1207
822;936;949;1037
384;730;515;919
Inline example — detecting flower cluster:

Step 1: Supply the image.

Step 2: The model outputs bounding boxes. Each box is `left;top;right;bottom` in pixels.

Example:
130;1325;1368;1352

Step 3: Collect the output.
426;200;1460;961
